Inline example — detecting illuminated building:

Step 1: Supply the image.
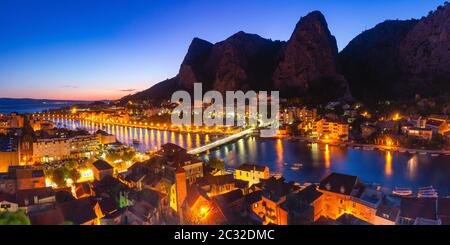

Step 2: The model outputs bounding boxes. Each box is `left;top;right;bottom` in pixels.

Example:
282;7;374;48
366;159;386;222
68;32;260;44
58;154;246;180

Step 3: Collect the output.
124;189;168;225
96;130;117;145
0;193;18;212
30;119;54;131
279;185;324;224
0;166;46;194
407;127;433;140
92;160;114;181
312;118;349;142
0;136;19;172
33;138;71;162
425;115;448;135
70;135;99;158
182;185;227;225
235;164;269;187
317;173;396;225
248;177;300;225
0;113;24;130
196;174;237;197
156;143;204;185
297;107;317;131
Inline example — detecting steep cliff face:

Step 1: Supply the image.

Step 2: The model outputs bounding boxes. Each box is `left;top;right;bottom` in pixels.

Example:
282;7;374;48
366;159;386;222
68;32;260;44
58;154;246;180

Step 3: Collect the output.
339;3;450;102
124;10;350;104
205;31;284;92
273;11;339;91
339;20;418;101
399;4;450;96
126;5;450;105
177;38;213;90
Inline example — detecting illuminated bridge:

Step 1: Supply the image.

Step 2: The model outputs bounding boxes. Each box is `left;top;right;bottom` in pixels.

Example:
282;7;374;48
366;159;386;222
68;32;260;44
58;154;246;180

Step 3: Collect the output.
187;119;277;155
187;127;256;155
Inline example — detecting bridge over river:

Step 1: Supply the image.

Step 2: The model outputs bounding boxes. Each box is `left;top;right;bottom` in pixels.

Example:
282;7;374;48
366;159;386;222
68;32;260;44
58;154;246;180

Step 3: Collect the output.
187;127;256;154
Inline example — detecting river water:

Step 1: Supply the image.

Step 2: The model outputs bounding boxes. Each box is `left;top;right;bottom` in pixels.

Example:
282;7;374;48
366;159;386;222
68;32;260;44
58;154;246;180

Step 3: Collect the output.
52;118;450;195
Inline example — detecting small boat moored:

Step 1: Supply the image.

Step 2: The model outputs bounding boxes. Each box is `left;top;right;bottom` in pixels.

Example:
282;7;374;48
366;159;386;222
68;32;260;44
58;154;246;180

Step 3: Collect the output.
392;187;413;197
418;186;438;198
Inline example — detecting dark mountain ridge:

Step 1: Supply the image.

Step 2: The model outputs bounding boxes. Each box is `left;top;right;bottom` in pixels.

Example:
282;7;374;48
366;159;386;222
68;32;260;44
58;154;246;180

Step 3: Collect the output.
339;3;450;103
124;3;450;105
123;11;347;104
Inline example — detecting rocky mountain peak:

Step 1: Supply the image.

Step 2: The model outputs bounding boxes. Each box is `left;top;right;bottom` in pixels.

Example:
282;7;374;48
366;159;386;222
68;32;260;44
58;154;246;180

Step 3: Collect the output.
178;38;213;89
273;11;348;101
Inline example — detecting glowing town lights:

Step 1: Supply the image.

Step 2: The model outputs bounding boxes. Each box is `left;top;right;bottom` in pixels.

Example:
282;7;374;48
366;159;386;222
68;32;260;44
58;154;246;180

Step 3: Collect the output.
393;113;401;121
199;206;209;219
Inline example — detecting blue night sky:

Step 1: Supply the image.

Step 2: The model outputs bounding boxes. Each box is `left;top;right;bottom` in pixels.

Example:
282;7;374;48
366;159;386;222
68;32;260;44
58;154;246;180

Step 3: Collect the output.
0;0;445;100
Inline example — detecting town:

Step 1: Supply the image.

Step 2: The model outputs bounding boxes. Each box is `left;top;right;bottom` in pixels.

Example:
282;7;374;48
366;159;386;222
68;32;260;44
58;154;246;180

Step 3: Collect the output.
1;97;449;225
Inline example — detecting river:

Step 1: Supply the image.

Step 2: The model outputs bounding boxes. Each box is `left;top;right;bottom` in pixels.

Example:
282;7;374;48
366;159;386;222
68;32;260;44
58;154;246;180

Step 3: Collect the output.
51;118;450;195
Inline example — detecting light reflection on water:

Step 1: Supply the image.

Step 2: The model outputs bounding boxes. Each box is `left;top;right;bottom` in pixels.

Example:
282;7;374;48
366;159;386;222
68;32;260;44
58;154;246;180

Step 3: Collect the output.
51;118;207;152
53;118;450;195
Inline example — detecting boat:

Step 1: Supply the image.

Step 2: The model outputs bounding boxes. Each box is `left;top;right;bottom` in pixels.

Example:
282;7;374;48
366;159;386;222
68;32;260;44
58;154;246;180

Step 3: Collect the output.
418;186;435;191
290;166;301;171
283;163;289;166
132;139;140;145
431;153;439;157
292;163;303;167
399;149;406;153
409;151;417;154
417;186;438;198
354;146;361;150
419;152;427;155
392;187;413;196
418;192;438;198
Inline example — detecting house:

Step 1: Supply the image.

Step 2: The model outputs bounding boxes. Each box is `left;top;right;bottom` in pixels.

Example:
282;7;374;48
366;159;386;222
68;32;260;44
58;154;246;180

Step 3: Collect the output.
28;206;65;225
57;197;100;225
92;159;114;181
0;171;16;194
0;136;20;172
407;127;434;140
0;166;46;194
279;185;323;224
156;143;204;185
213;189;245;223
235;164;269;186
248;177;300;225
74;181;94;199
124;189;168;225
32;138;71;162
313;118;349;142
100;208;126;225
196;174;236;196
182;186;227;225
335;213;372;225
438;198;450;225
92;175;131;208
98;197;119;217
15;187;56;211
0;193;18;212
318;173;385;224
13;166;46;191
96;130;116;145
426;118;448;135
398;197;438;225
374;195;401;225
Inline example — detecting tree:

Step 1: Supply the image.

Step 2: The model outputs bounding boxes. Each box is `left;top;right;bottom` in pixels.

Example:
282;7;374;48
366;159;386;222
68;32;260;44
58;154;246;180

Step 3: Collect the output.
0;210;31;225
205;157;225;171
